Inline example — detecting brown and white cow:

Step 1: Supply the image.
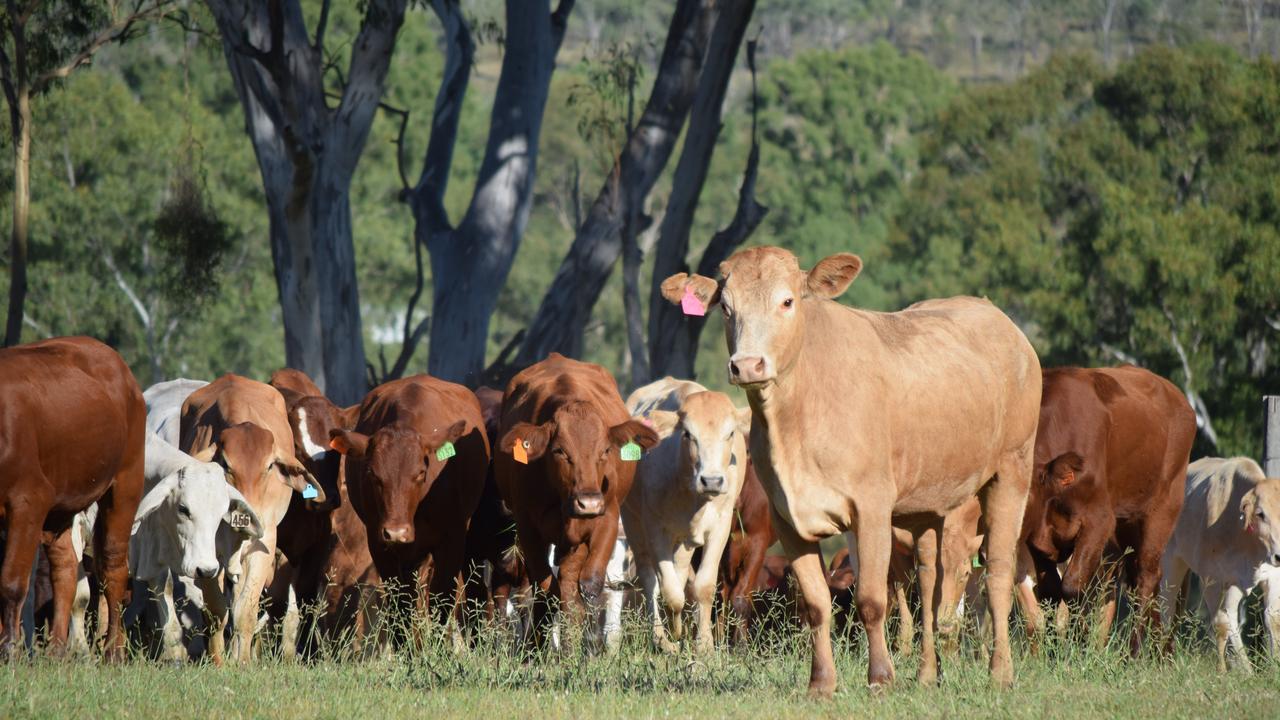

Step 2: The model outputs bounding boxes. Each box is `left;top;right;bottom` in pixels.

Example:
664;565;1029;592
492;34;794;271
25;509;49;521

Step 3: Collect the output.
0;337;145;659
662;247;1041;692
623;377;751;653
1021;366;1195;649
495;354;659;648
1162;457;1280;670
179;374;324;664
328;375;488;639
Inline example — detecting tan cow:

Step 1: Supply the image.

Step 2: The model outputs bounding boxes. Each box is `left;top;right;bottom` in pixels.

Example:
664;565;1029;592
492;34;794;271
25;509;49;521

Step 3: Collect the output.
179;374;323;664
623;377;751;653
1162;457;1280;671
661;246;1041;693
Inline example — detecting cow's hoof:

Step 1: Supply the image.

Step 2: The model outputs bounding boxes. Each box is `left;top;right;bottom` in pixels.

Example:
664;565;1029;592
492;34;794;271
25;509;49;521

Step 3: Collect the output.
916;666;938;687
806;680;835;700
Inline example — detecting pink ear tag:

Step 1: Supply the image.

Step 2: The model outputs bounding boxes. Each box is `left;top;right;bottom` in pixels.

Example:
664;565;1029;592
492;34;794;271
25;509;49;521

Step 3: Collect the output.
680;286;706;317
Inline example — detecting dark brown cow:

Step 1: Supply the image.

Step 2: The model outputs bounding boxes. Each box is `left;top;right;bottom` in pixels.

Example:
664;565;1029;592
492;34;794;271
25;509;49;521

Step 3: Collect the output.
329;375;488;636
718;459;775;645
1021;365;1196;647
495;354;659;646
267;371;375;657
0;337;145;659
463;387;526;625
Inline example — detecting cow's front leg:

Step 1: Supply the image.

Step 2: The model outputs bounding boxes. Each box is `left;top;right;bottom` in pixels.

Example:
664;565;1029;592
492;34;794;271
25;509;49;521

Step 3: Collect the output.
693;526;732;654
913;522;942;686
775;510;838;698
1220;584;1250;672
654;551;685;652
230;535;275;664
1263;573;1280;661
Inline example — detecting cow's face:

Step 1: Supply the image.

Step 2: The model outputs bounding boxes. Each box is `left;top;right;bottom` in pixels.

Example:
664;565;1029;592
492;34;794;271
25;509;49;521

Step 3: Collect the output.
502;402;659;518
329;421;467;545
647;392;750;498
208;422;323;508
289;396;347;509
133;462;262;579
1242;479;1280;566
660;247;862;388
1029;452;1091;557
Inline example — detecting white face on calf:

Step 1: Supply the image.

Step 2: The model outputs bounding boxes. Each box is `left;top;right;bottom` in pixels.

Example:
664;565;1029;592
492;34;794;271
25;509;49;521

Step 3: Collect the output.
1243;479;1280;566
648;392;750;498
133;461;263;579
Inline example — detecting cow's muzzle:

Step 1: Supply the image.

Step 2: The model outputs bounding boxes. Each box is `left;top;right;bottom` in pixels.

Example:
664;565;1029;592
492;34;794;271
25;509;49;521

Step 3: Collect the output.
570;492;605;518
696;474;727;496
381;524;414;545
729;355;772;385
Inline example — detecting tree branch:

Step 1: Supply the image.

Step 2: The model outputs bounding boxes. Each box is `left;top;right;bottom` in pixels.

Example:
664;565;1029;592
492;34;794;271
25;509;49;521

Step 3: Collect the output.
313;0;331;51
381;232;431;382
99;242;151;330
33;2;175;93
1162;305;1218;448
550;0;576;50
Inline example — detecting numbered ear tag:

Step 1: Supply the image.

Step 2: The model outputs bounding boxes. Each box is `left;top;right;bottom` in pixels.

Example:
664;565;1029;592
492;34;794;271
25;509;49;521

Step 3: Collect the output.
971;554;982;569
513;440;529;465
229;511;252;530
435;441;456;462
620;441;642;462
301;484;318;500
680;286;706;317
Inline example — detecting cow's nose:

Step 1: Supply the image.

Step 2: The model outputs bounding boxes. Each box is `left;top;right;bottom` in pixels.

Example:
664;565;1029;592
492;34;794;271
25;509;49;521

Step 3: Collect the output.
382;525;413;544
571;493;605;518
1272;553;1280;566
697;474;726;495
195;565;220;580
729;355;770;384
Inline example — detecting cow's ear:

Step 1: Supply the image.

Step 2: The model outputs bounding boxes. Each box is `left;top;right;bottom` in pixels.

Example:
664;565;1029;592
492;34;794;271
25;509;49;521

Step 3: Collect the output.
329;429;369;459
422;420;469;460
734;407;753;437
191;445;218;464
1240;488;1259;529
660;272;720;309
133;472;179;534
501;421;554;462
805;253;862;299
1045;452;1084;488
642;411;680;439
274;455;327;503
609;419;661;451
225;485;265;539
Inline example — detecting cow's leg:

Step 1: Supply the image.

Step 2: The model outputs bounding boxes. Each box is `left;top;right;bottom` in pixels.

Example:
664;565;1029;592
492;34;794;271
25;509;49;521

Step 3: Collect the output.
1221;584;1250;672
982;449;1032;689
43;528;78;654
94;465;142;662
519;533;554;652
693;525;731;654
425;540;467;650
656;548;688;650
729;535;767;647
154;575;186;663
777;518;838;698
1130;521;1176;654
892;575;914;658
914;523;942;686
69;559;91;656
638;554;670;651
230;537;275;664
1014;545;1044;647
1;508;45;657
196;574;228;666
1263;574;1280;661
850;504;895;691
1202;581;1228;672
1159;553;1190;656
555;541;591;651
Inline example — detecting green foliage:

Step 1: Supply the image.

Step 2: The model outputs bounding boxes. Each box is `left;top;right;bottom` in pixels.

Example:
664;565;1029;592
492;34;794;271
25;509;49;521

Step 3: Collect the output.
891;46;1280;455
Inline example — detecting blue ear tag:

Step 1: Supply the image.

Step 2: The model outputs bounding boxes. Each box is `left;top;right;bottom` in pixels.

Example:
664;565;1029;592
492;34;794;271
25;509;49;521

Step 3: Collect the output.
302;484;319;500
620;442;642;462
435;441;457;462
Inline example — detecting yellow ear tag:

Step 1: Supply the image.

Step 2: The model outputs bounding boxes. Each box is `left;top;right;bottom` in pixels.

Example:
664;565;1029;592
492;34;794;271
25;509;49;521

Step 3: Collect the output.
435;441;456;462
620;442;642;462
513;440;529;465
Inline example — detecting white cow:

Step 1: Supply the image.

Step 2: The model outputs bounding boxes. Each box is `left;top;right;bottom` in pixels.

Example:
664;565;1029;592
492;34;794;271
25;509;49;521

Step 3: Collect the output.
1163;456;1280;671
145;378;209;447
623;377;750;653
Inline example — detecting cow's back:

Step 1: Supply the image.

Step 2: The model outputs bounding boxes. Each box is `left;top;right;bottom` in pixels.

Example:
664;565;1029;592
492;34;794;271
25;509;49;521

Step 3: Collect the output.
145;378;209;447
502;353;631;430
0;337;145;517
180;374;294;458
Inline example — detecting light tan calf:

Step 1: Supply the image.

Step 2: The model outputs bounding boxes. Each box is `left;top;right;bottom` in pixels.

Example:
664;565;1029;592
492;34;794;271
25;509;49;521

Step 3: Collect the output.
1162;457;1280;671
179;374;322;664
662;246;1041;694
623;378;750;653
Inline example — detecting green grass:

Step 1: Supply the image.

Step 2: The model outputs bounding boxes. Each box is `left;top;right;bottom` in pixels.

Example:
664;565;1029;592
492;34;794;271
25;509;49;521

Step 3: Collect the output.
4;610;1279;719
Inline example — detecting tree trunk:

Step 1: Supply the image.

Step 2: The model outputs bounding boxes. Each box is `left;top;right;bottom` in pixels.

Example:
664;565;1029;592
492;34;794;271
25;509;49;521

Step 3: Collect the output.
4;92;30;347
621;194;648;390
511;0;718;369
207;0;406;405
648;0;756;380
417;0;571;386
1102;0;1119;66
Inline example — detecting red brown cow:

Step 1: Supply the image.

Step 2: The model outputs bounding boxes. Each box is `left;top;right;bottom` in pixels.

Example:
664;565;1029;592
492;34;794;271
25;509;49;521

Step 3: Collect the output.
463;387;526;626
329;375;488;638
180;374;324;664
718;459;775;645
267;371;376;657
1020;366;1196;648
495;354;659;647
0;337;145;659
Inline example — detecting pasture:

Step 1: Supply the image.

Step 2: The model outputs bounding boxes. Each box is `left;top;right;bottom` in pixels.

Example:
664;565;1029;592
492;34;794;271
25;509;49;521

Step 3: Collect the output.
4;605;1279;719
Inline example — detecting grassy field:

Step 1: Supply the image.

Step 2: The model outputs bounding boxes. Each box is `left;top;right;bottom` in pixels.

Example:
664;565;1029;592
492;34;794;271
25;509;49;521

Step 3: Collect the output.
4;615;1279;720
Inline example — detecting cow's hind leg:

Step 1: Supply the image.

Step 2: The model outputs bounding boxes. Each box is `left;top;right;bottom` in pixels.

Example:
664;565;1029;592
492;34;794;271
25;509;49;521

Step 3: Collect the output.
95;462;143;661
1;505;46;658
981;448;1032;688
914;522;942;686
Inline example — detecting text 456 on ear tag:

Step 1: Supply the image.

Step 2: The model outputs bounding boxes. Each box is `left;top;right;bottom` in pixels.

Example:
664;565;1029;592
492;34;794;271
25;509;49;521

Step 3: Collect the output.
620;441;642;462
680;286;706;317
229;511;252;530
301;485;318;500
435;441;456;462
514;440;529;465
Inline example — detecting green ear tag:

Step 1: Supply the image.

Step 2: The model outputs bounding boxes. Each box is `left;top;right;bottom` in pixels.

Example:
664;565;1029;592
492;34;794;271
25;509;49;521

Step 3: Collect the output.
971;554;982;569
620;441;642;462
435;441;457;462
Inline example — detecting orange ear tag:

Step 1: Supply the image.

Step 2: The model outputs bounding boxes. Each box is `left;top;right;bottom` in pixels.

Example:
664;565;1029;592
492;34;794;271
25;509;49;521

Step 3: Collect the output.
1061;469;1075;487
513;440;529;465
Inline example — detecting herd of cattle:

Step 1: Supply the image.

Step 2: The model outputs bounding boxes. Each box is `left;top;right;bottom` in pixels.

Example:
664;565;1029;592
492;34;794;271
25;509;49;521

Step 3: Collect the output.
1;246;1278;696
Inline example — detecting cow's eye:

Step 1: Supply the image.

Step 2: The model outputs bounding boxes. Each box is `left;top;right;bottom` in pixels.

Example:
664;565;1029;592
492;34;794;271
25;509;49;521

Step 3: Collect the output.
177;504;191;517
601;447;611;459
682;429;691;441
1258;511;1267;522
782;297;794;309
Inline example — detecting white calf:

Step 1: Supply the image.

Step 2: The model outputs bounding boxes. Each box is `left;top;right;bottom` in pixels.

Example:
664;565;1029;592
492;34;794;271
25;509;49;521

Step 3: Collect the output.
1162;456;1280;671
623;377;750;653
144;378;208;447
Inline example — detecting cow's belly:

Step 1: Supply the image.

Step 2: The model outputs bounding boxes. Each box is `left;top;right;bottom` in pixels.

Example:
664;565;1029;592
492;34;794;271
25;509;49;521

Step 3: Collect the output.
764;473;850;543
